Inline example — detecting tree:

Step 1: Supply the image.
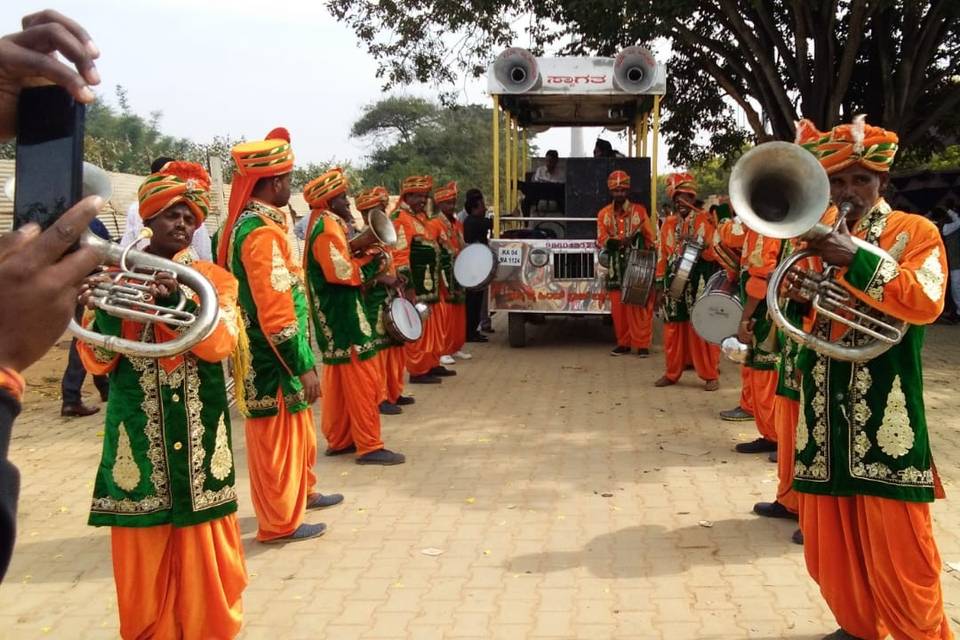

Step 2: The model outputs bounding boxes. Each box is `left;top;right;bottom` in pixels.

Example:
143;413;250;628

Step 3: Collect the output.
291;161;365;191
351;96;437;147
328;0;960;166
352;98;522;201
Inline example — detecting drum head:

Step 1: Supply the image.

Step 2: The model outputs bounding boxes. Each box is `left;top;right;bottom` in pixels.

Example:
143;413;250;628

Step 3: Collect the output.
454;244;496;289
390;297;423;341
691;293;742;344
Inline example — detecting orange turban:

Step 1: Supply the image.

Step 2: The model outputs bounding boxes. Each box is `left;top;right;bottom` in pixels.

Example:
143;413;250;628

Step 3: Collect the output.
795;116;899;175
373;186;390;207
666;172;697;200
138;161;210;224
218;127;295;267
434;181;458;204
400;175;433;196
303;167;348;209
607;170;630;191
355;187;383;212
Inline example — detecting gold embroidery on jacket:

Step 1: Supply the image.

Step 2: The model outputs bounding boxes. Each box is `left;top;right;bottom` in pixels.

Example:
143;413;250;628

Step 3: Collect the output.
270;241;292;292
329;243;354;281
112;426;141;492
357;299;373;337
916;247;944;302
395;227;408;251
210;414;233;481
876;375;914;459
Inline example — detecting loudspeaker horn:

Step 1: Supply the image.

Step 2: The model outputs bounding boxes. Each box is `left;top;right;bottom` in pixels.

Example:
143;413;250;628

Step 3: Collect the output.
493;47;541;93
613;46;659;93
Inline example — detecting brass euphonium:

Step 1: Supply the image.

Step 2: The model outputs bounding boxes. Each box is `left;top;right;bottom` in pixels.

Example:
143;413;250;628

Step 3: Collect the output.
349;208;397;256
25;164;219;358
727;141;905;363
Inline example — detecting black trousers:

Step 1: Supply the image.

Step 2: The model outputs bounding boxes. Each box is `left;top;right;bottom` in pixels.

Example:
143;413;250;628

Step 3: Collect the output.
466;289;486;337
61;306;109;404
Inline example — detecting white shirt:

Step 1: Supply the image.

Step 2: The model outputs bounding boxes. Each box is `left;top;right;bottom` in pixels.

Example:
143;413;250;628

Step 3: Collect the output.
533;165;563;183
942;209;960;237
121;202;213;261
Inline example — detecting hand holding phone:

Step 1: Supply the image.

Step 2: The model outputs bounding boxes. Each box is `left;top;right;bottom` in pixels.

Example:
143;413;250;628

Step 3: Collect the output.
0;9;100;140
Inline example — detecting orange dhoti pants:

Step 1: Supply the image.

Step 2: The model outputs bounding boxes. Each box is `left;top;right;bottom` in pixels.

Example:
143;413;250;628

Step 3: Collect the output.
433;299;452;356
111;514;247;639
378;345;407;404
662;321;720;382
739;366;754;413
747;366;778;442
244;397;317;542
610;290;654;349
322;352;385;456
798;493;953;640
445;302;467;355
406;304;441;375
773;395;799;513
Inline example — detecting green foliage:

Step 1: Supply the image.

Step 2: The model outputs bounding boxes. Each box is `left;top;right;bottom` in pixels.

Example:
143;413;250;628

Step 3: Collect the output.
329;0;960;166
354;98;517;204
897;145;960;171
351;96;437;146
291;161;365;191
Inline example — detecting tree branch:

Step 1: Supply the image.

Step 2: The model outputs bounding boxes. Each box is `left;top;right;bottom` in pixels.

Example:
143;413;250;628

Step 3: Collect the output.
902;86;960;148
826;0;871;123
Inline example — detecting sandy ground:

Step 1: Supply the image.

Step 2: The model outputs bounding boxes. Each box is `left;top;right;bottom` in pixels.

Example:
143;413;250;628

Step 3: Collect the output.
2;317;960;639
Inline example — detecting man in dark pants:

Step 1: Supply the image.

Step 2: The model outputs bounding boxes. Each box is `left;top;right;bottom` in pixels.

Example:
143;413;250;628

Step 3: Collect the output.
60;217;112;417
463;189;492;343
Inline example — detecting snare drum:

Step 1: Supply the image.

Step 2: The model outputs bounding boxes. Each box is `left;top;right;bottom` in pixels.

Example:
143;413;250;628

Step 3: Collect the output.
691;270;742;344
621;249;656;305
667;240;703;299
454;243;497;290
384;297;423;343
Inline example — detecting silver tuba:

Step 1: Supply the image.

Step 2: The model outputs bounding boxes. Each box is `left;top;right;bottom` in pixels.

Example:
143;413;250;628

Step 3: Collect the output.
728;141;905;362
5;163;220;358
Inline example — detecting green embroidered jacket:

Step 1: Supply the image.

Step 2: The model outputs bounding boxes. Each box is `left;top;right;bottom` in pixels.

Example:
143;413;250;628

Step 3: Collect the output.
793;202;948;502
229;200;315;418
304;211;382;364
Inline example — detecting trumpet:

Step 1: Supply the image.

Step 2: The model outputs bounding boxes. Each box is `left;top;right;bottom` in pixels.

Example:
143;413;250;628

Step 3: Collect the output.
3;162;219;358
728;141;905;362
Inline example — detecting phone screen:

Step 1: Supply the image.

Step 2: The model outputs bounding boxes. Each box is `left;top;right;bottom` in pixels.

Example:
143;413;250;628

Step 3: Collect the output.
13;86;85;231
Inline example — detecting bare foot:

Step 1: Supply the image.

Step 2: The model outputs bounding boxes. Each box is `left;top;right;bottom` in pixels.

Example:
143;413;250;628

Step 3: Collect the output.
704;379;719;391
654;376;677;387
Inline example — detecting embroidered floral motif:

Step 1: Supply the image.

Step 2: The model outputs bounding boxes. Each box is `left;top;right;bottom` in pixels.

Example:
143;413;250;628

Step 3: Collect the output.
220;303;239;337
329;243;355;281
888;231;910;261
915;247;944;303
184;360;236;510
424;265;434;291
866;259;900;302
795;355;829;481
747;235;764;267
852;366;873;426
395;227;408;251
210;414;233;481
112;425;140;492
795;399;809;452
270;241;292;292
357;299;373;337
876;375;914;458
270;322;299;345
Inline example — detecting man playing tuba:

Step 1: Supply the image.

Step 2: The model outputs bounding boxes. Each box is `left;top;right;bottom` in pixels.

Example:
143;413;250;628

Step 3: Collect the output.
788;117;951;640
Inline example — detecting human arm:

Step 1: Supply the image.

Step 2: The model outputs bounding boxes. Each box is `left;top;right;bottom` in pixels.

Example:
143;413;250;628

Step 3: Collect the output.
239;227;315;376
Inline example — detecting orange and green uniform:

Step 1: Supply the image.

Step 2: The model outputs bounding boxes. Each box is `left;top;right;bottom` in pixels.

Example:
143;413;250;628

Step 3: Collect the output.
392;176;443;376
303;170;387;457
431;181;467;356
716;217;754;412
597;170;657;350
80;163;246;639
656;173;721;383
793;118;953;640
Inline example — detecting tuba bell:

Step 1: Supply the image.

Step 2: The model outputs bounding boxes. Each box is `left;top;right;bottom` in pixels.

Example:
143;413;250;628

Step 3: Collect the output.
349;208;397;255
5;163;220;359
728;141;905;362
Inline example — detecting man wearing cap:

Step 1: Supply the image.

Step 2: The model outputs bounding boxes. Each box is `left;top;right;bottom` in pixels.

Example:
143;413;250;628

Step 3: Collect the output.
596;170;656;357
391;176;455;383
654;173;721;390
78;162;247;638
302;170;405;465
790;117;951;640
431;181;470;364
218;129;341;544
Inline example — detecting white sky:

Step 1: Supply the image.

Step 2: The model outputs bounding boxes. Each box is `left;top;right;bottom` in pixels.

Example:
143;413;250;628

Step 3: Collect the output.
5;0;672;169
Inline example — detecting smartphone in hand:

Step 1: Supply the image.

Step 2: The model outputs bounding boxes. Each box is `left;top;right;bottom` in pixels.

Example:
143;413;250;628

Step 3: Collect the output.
12;85;85;231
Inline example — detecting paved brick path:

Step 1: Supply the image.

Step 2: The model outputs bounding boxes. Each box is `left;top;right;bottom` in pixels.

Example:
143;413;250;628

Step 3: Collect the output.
3;318;960;639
